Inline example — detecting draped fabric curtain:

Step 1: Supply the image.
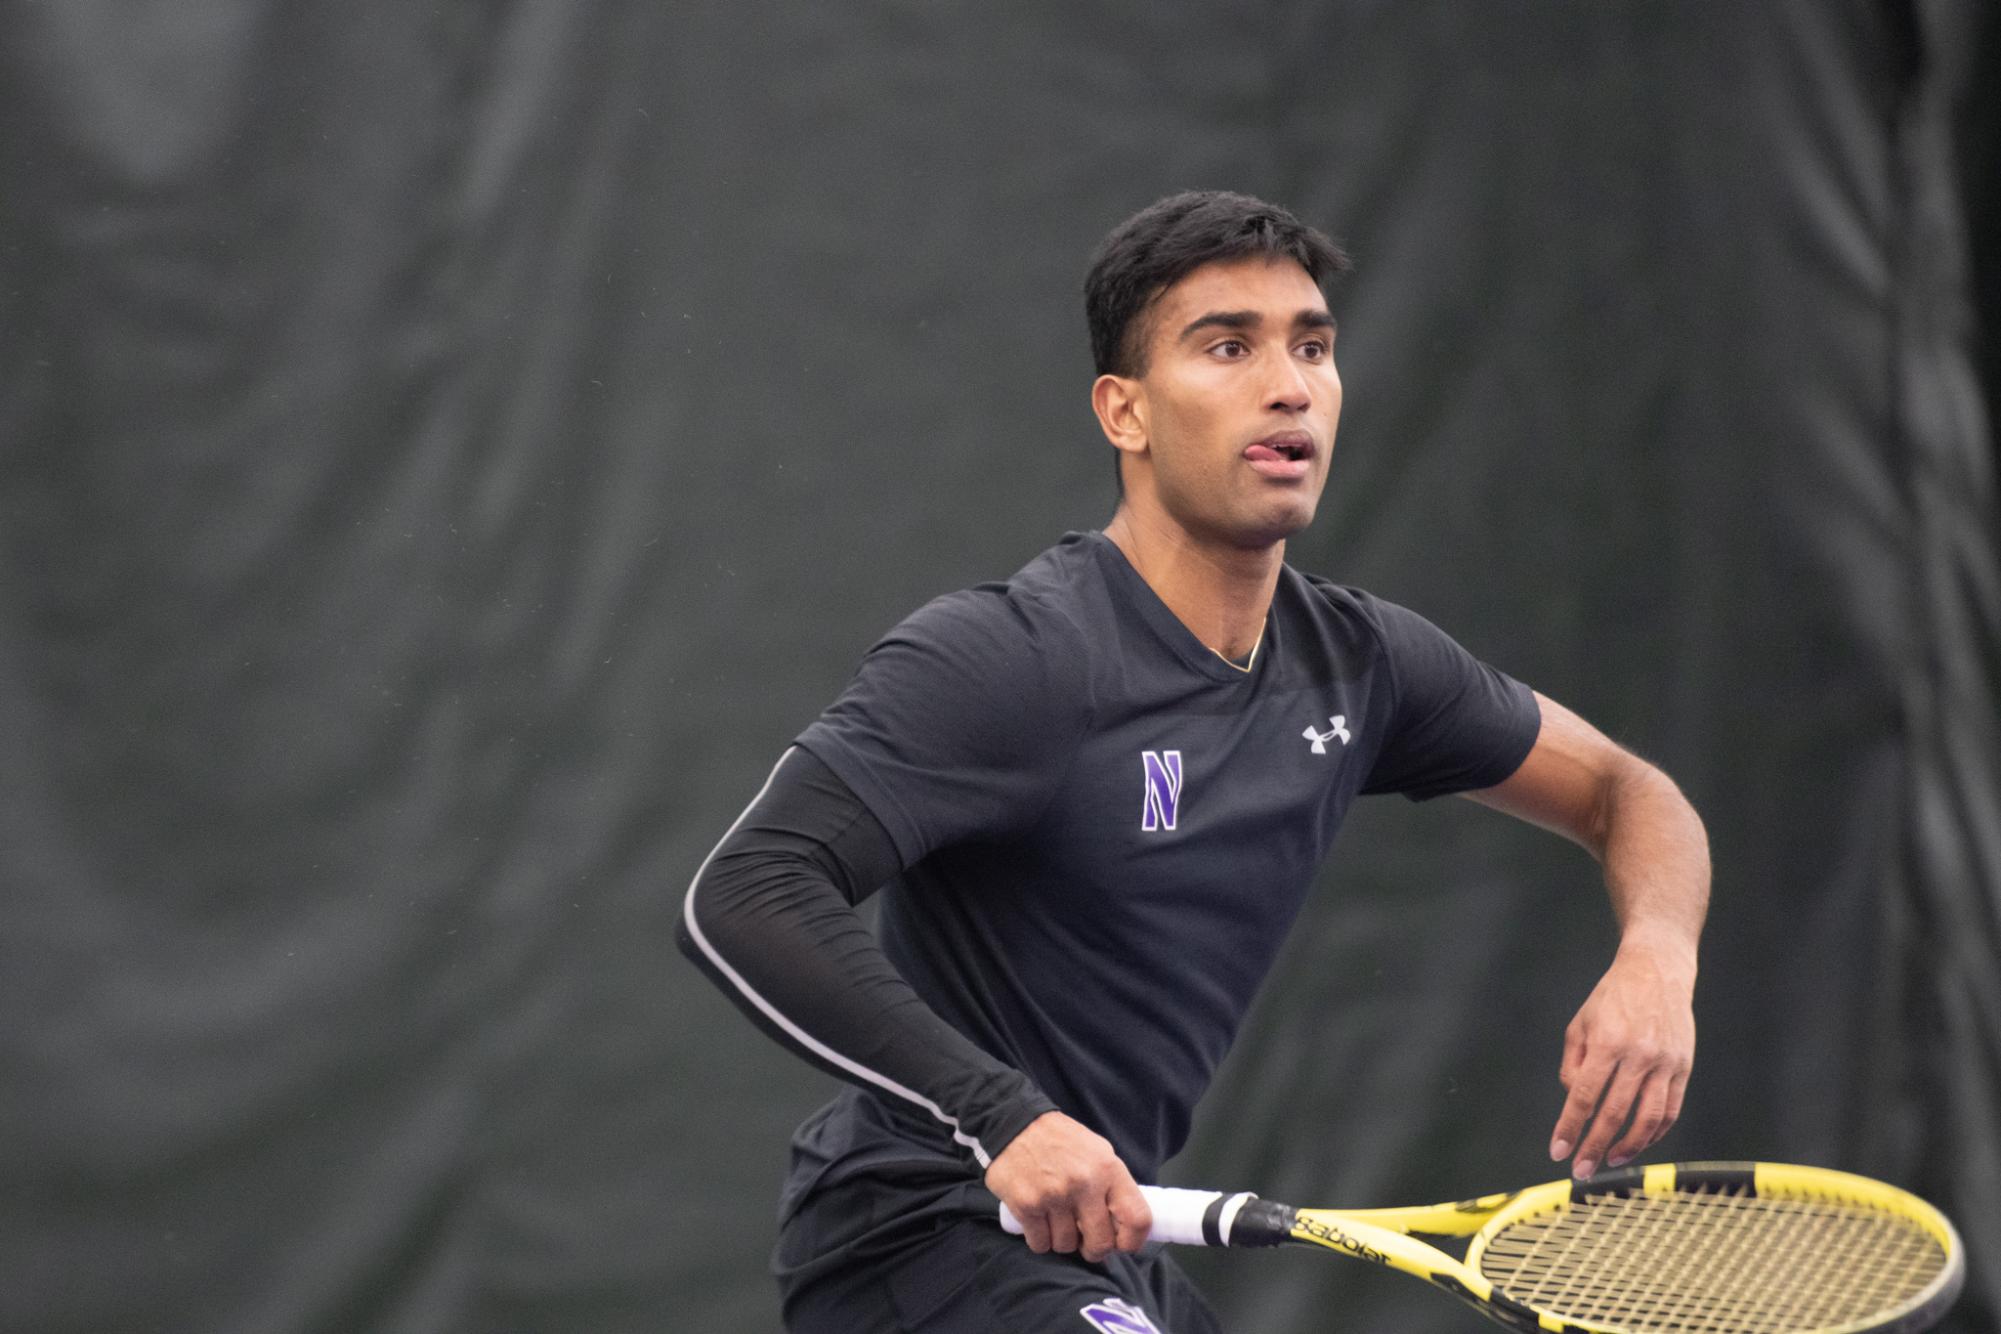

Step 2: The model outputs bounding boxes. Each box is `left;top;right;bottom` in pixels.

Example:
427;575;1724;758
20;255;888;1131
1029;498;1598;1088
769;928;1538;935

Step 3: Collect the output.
2;3;1993;1329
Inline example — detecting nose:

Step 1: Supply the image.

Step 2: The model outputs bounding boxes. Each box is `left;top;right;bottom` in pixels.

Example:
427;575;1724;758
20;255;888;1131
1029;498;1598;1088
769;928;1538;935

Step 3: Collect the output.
1264;353;1312;414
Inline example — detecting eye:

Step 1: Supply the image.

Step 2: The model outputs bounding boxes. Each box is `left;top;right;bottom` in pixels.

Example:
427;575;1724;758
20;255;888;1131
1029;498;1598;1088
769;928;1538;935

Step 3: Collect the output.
1211;338;1250;359
1296;338;1331;361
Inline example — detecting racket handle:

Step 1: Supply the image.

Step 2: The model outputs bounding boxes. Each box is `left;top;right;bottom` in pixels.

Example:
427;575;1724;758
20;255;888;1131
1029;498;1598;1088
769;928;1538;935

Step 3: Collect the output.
997;1186;1263;1247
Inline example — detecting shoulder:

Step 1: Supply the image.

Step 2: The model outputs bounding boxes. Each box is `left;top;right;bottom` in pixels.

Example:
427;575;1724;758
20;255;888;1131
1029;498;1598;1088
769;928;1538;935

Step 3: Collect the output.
1287;567;1468;642
849;537;1101;730
1280;566;1408;653
1277;568;1497;715
799;539;1103;852
881;537;1100;673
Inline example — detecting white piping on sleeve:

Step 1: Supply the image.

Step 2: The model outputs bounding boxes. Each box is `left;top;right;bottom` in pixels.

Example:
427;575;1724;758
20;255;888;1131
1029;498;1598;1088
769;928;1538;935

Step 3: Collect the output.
680;747;994;1168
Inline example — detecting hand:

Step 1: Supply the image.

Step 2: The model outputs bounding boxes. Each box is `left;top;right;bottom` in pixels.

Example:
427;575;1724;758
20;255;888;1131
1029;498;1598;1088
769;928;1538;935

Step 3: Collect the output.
1549;937;1696;1179
985;1111;1152;1263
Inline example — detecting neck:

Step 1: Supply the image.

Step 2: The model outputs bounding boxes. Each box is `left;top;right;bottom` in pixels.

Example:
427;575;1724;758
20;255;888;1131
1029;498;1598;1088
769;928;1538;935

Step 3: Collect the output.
1103;505;1283;661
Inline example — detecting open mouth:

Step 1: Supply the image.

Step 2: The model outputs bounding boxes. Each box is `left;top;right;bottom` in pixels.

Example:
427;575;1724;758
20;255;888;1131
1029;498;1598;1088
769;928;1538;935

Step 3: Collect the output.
1244;434;1316;476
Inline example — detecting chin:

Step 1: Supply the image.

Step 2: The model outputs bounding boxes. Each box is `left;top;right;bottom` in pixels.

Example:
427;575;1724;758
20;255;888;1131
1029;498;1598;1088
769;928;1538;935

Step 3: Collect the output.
1225;506;1317;550
1258;498;1320;543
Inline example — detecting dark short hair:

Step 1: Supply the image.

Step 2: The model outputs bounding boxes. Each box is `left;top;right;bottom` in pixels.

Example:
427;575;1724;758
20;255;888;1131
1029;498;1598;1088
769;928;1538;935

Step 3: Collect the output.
1085;191;1350;377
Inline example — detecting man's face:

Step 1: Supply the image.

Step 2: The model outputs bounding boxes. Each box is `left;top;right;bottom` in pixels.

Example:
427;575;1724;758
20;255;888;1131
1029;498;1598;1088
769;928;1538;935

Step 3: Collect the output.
1116;256;1341;549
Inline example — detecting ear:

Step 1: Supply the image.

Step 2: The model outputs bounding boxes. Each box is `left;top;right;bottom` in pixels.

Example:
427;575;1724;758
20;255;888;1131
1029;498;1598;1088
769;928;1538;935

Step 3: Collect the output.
1091;373;1149;465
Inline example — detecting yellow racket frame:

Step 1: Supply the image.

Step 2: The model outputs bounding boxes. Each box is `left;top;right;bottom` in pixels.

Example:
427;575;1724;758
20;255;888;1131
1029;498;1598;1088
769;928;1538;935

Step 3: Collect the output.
1283;1161;1963;1334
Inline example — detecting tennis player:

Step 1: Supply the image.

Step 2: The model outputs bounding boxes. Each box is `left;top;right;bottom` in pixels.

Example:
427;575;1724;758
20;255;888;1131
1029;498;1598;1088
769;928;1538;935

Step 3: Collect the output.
680;191;1710;1333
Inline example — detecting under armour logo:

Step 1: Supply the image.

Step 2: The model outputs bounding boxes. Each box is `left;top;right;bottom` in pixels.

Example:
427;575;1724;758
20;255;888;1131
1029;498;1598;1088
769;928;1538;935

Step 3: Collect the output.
1302;715;1351;755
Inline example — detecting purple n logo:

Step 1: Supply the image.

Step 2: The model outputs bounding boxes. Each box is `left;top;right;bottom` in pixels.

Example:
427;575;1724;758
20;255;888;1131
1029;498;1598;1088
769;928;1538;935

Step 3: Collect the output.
1080;1297;1163;1333
1140;750;1183;832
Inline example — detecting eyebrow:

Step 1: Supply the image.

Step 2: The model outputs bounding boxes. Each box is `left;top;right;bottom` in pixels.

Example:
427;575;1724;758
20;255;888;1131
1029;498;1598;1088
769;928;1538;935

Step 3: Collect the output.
1177;309;1338;341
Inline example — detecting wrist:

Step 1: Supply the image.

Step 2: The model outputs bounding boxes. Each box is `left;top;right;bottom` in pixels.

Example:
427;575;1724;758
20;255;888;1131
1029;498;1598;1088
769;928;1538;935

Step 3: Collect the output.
976;1092;1063;1168
1614;923;1699;989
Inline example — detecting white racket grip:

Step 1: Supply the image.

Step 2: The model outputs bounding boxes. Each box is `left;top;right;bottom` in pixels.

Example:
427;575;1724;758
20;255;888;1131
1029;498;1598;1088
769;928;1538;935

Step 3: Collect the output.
996;1186;1259;1247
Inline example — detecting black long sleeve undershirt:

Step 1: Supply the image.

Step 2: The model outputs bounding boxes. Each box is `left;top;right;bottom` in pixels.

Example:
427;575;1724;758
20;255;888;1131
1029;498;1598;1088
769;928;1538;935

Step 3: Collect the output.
677;747;1058;1168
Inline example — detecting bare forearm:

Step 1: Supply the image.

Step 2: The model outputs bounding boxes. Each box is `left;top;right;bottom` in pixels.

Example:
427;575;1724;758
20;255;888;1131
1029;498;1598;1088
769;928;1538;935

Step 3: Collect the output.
1594;758;1709;978
1468;693;1709;1176
1468;694;1710;969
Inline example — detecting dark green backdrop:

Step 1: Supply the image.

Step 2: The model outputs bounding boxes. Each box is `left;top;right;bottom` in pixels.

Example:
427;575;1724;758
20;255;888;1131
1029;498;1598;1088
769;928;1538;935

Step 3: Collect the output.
3;2;1996;1331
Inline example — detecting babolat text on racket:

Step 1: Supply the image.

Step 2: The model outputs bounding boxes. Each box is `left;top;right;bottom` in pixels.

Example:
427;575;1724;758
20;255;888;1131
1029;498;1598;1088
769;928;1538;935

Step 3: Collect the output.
999;1161;1963;1333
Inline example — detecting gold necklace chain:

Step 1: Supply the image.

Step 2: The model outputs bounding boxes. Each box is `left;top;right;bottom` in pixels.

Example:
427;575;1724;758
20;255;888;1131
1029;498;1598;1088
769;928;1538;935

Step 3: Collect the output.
1209;617;1267;674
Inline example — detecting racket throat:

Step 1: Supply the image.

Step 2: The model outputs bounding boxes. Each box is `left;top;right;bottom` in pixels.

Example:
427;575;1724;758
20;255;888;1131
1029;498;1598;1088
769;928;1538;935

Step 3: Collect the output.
1226;1198;1298;1248
1455;1284;1541;1332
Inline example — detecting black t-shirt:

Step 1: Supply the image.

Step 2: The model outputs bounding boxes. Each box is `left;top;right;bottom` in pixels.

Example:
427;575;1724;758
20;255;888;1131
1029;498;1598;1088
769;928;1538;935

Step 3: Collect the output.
794;531;1539;1181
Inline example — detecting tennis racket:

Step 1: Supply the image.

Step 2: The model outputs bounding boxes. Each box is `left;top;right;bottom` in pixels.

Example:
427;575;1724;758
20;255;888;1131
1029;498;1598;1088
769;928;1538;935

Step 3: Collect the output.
998;1161;1963;1333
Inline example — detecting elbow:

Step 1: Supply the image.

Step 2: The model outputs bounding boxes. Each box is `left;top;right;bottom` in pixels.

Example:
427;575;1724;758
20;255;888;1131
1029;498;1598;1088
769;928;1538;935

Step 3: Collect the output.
678;838;834;978
678;841;760;971
678;861;728;978
675;897;705;965
1592;754;1703;862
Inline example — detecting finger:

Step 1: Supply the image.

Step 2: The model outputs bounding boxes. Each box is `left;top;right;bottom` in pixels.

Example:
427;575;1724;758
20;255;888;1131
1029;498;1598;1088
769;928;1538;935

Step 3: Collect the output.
1664;1068;1690;1127
1046;1208;1082;1256
1607;1071;1671;1166
1573;1063;1645;1179
1076;1190;1117;1264
1550;1048;1613;1162
1109;1175;1153;1253
1016;1207;1052;1254
1555;1020;1587;1095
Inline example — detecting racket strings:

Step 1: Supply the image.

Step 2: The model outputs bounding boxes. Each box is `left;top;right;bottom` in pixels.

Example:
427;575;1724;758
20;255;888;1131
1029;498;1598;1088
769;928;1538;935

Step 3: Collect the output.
1476;1183;1948;1331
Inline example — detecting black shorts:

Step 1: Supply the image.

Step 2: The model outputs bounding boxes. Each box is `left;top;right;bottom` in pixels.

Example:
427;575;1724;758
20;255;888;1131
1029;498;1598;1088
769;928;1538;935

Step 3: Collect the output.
774;1091;1223;1334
